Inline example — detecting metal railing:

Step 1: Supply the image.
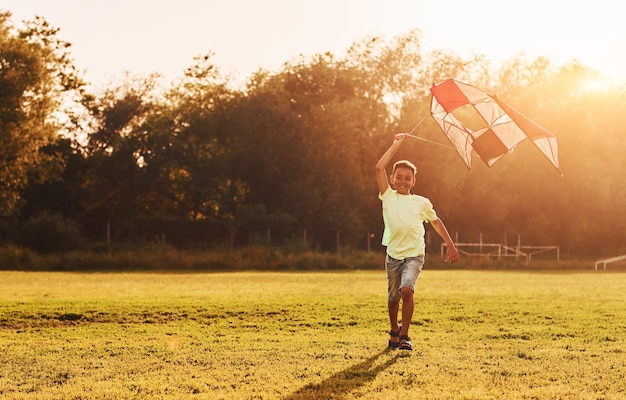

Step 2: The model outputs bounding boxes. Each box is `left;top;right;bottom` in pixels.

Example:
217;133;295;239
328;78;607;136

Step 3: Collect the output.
594;254;626;270
441;243;559;264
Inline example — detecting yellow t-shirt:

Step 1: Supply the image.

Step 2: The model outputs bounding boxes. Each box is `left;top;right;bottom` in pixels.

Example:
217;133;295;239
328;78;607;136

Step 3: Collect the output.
379;187;438;259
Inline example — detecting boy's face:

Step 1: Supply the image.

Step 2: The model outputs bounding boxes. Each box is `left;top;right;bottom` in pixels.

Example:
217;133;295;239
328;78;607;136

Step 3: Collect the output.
390;167;415;195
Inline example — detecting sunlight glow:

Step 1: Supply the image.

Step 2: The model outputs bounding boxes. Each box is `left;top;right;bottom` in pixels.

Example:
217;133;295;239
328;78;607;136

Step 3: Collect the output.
580;77;614;93
5;0;626;88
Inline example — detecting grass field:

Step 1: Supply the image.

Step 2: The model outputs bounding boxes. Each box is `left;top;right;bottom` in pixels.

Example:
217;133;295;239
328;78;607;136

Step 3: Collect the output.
0;269;625;399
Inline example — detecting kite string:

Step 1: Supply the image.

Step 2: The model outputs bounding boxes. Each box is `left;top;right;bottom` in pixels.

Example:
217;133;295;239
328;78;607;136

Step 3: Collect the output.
407;116;426;135
403;116;455;150
406;134;455;149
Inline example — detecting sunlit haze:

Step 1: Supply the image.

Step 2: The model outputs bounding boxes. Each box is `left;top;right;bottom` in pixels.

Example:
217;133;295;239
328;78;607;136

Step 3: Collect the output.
5;0;626;89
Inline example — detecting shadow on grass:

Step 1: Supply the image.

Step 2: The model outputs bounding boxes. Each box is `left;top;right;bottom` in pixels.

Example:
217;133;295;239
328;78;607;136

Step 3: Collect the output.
283;349;401;399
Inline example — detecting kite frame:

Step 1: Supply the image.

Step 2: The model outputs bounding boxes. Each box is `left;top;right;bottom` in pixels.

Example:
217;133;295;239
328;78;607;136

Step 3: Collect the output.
427;79;562;174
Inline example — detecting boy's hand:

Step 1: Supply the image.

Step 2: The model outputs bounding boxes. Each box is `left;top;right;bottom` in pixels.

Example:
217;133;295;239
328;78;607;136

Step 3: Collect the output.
445;246;460;264
394;133;408;141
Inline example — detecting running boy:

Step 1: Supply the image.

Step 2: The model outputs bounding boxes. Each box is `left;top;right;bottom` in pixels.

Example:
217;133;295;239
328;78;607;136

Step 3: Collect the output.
375;133;459;351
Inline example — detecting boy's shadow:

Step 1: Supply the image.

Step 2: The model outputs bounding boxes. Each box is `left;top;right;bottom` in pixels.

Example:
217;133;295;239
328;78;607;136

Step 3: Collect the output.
283;349;401;399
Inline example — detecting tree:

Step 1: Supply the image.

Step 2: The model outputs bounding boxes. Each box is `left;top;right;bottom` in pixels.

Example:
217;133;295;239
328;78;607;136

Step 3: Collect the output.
0;12;83;217
149;54;244;221
228;51;394;248
77;73;160;230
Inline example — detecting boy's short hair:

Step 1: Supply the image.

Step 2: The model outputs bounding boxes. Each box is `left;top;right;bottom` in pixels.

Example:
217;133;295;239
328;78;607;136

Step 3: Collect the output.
392;160;417;177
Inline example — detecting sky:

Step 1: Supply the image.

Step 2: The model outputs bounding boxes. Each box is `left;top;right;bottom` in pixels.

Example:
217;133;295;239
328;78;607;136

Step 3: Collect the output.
4;0;626;89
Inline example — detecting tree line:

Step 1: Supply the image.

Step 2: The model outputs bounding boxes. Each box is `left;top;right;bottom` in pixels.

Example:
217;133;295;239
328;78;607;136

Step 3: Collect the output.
1;11;624;258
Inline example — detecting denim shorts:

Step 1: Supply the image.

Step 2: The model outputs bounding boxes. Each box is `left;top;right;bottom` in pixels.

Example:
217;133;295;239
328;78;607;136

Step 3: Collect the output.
385;254;425;302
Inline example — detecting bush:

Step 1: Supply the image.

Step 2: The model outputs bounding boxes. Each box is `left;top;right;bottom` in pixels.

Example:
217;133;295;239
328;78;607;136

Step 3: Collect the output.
0;245;43;270
15;212;86;254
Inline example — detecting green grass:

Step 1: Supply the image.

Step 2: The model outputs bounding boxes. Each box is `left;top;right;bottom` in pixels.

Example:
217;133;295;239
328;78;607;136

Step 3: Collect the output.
0;270;625;399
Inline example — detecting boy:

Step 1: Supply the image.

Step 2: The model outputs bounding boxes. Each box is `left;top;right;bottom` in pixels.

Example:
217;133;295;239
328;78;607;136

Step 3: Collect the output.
375;133;459;351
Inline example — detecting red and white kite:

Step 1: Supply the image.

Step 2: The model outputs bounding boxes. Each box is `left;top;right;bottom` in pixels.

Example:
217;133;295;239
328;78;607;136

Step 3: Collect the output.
429;79;561;173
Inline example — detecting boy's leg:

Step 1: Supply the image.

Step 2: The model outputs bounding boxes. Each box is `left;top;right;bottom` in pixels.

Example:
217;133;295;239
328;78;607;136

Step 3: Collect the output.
397;256;424;349
388;300;400;345
399;287;413;337
385;255;403;347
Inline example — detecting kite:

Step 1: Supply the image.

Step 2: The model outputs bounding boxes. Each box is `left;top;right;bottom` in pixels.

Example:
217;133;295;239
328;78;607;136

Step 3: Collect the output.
428;78;561;174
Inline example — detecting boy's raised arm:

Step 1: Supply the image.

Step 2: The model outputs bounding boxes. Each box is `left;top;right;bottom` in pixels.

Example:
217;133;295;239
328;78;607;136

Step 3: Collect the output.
376;133;406;194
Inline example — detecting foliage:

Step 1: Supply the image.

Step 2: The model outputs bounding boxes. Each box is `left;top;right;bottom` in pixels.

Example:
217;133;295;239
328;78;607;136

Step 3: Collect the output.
14;212;85;254
153;54;243;221
0;245;385;272
77;73;162;225
0;244;617;273
0;12;84;217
